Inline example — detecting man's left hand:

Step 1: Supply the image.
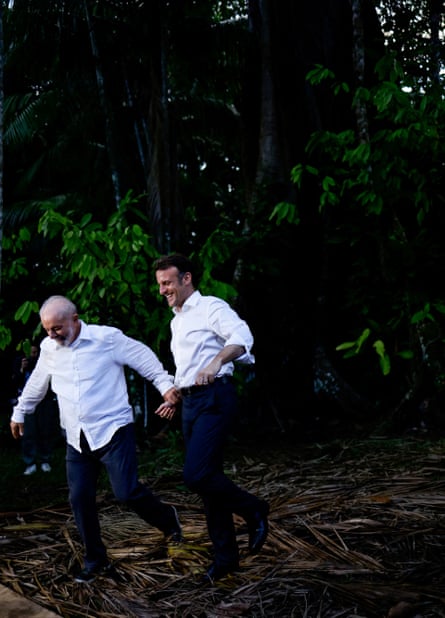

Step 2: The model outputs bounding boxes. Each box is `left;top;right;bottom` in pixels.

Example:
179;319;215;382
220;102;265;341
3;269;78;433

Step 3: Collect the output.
154;402;176;421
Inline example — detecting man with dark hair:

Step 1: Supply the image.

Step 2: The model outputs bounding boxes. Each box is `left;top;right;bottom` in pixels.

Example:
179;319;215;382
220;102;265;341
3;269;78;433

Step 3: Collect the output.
154;254;269;584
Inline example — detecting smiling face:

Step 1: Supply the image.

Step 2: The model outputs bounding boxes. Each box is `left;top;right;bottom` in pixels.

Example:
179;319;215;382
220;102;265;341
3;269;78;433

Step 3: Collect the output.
40;301;81;347
155;265;194;311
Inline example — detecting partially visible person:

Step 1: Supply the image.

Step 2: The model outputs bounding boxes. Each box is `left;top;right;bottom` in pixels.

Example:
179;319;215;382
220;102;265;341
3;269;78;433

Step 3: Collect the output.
154;253;269;584
11;344;59;475
10;295;183;584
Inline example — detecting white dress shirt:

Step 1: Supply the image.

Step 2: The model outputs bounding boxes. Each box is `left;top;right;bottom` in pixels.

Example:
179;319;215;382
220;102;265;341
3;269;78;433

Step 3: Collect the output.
11;321;174;452
170;291;255;389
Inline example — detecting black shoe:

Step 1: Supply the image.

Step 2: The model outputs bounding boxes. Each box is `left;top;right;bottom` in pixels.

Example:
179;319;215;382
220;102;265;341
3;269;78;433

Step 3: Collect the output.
164;505;184;543
247;502;270;554
200;561;239;585
73;562;118;584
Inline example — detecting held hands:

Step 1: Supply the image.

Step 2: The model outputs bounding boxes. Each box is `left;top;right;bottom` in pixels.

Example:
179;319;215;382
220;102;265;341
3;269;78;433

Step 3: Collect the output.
155;385;182;421
10;421;24;439
163;386;181;406
154;402;176;421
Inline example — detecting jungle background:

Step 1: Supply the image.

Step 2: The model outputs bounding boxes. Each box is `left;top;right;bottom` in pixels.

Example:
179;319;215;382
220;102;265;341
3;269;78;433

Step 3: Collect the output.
1;0;445;440
0;1;445;617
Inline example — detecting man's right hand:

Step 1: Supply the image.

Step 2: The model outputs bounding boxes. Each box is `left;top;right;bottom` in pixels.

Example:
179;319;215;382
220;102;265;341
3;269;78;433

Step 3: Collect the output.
10;421;24;439
163;386;182;406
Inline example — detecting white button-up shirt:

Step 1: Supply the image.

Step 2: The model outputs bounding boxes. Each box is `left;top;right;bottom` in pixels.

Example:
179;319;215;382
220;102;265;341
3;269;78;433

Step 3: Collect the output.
11;321;174;452
170;291;255;389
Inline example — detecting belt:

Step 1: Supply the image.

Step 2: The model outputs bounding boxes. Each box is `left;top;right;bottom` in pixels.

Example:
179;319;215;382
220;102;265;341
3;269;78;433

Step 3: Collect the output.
180;375;232;397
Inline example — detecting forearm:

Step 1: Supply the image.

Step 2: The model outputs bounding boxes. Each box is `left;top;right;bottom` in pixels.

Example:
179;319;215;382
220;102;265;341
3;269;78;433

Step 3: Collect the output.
214;344;245;365
10;364;51;421
198;344;245;381
123;335;175;395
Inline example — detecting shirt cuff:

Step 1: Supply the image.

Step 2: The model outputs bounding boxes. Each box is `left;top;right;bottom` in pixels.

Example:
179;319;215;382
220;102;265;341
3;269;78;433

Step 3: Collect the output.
157;380;176;396
11;409;26;423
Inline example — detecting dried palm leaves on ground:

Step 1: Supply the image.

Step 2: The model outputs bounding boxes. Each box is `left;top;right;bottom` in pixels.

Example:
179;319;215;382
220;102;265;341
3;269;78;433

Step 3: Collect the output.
1;437;445;617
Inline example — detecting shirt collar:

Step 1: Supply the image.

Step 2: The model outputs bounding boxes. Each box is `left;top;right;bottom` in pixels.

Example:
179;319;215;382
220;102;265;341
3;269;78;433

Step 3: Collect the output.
173;290;201;314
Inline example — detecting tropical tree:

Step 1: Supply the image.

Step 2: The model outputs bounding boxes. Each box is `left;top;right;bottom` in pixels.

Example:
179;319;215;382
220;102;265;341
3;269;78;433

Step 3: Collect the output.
270;0;445;433
0;3;4;296
1;0;444;437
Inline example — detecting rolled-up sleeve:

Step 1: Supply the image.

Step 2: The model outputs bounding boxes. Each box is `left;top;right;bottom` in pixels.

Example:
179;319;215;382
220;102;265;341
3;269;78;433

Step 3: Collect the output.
208;299;255;365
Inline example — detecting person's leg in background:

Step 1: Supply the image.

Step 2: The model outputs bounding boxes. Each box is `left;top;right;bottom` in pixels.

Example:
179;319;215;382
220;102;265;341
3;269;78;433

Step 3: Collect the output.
36;396;58;472
22;413;37;475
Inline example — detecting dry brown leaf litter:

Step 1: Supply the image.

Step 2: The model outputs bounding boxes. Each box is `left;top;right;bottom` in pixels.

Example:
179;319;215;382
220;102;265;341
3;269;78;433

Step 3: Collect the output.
0;438;444;617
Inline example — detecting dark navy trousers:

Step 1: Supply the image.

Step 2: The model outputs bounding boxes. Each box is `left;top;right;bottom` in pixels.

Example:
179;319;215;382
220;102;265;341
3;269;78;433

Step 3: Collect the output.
182;378;264;567
66;423;174;570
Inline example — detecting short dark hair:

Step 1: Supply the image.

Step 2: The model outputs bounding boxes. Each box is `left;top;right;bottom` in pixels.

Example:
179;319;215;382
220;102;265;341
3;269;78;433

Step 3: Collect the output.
153;253;195;279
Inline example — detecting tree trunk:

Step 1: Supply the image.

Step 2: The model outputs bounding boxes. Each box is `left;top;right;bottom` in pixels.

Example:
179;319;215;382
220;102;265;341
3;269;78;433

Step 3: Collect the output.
0;5;4;295
83;0;122;209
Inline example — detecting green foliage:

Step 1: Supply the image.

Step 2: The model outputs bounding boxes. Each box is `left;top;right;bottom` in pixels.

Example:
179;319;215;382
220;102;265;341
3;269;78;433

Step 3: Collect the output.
410;302;435;325
0;323;13;350
286;53;445;389
1;191;246;353
372;339;391;376
4;91;60;147
36;192;161;333
305;64;350;96
336;328;393;376
0;192;161;349
300;61;442;223
195;228;239;299
269;201;300;225
14;300;40;324
336;327;372;357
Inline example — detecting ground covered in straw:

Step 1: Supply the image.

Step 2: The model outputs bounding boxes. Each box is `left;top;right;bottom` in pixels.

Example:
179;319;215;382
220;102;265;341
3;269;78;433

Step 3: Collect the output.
1;436;445;617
